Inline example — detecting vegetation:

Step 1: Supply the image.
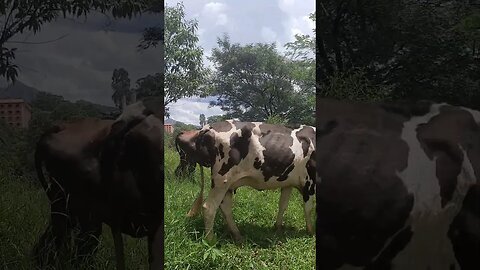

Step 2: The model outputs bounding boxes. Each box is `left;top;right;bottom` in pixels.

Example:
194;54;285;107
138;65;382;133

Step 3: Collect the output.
164;2;208;108
317;0;480;106
164;144;315;270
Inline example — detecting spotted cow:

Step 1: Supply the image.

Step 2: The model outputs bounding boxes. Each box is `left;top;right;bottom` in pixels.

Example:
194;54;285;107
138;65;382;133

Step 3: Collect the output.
316;98;480;270
186;120;316;242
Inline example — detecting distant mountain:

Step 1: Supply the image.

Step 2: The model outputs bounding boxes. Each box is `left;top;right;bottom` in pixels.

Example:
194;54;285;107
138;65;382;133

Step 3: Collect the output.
0;81;39;102
164;118;178;125
0;81;117;116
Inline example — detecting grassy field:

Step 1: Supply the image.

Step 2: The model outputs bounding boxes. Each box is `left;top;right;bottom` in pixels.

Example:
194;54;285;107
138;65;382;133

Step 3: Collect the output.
164;146;316;270
1;143;315;269
0;169;148;269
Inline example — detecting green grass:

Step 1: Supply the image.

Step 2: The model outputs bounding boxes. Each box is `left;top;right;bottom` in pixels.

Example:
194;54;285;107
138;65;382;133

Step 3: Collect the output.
0;169;148;269
164;147;315;270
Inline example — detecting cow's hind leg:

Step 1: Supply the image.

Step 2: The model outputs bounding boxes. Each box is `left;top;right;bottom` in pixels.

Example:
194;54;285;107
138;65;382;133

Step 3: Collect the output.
275;187;293;231
203;182;229;243
302;179;316;235
219;190;243;243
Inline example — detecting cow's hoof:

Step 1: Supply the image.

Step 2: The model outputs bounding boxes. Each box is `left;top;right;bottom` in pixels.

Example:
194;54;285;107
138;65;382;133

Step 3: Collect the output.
204;233;217;245
233;235;244;245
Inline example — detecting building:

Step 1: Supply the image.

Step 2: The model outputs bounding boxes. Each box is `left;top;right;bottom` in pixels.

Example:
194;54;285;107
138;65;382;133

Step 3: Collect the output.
0;98;32;128
164;123;174;134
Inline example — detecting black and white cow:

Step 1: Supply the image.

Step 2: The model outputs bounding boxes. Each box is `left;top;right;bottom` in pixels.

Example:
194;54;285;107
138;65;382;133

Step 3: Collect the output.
186;120;316;242
316;98;480;270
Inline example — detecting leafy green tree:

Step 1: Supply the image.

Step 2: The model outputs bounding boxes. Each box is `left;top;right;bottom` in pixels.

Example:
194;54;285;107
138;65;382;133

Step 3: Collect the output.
111;68;131;110
317;1;480;106
209;35;313;124
164;2;207;108
135;73;162;99
207;115;227;124
199;113;206;127
0;0;154;82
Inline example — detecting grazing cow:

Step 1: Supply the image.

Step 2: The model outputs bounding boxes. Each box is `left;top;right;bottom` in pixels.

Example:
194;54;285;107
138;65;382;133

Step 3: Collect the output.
174;130;200;177
316;98;480;270
34;98;163;270
185;120;316;242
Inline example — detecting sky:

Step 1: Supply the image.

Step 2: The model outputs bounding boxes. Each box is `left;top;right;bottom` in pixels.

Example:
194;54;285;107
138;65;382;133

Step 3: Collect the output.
166;0;315;125
1;10;162;106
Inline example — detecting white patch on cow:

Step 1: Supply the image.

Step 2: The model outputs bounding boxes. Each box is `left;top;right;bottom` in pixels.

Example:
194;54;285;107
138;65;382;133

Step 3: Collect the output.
378;103;476;270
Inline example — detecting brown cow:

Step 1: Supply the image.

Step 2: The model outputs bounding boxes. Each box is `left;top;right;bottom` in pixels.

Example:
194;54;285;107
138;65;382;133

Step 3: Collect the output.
34;98;163;270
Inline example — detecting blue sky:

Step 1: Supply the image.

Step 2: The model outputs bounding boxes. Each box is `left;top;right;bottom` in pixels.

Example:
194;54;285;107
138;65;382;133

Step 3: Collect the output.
166;0;315;125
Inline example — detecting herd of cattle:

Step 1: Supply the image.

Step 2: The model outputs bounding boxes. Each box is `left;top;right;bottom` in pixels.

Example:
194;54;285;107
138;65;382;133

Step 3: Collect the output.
30;97;479;269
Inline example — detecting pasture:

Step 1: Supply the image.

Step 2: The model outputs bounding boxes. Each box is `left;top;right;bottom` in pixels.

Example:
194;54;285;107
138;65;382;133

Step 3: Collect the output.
164;141;316;270
0;168;148;269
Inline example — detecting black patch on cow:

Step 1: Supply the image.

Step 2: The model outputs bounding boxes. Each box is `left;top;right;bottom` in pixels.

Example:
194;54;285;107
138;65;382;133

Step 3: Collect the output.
380;100;433;118
258;123;292;136
302;180;313;202
365;226;413;270
317;120;337;139
296;126;315;157
448;184;480;270
233;121;255;131
218;144;225;159
253;157;261;169
210;121;233;133
218;125;253;175
278;164;295;182
316;125;413;268
258;133;295;181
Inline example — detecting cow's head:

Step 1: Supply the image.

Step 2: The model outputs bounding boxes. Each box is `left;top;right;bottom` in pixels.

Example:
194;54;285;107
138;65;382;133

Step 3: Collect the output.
174;130;200;176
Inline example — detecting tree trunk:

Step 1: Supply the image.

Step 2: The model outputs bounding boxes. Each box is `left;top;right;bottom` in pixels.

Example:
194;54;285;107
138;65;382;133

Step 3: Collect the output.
121;95;127;112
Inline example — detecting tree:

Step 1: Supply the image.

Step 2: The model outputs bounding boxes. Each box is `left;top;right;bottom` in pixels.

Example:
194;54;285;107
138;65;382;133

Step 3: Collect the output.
111;68;131;110
207;114;227;124
0;0;155;82
209;35;313;124
135;73;163;99
317;1;480;107
199;113;206;127
164;2;207;108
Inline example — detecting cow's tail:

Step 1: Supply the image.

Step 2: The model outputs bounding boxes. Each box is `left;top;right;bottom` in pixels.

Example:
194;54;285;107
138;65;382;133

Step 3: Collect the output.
186;165;204;218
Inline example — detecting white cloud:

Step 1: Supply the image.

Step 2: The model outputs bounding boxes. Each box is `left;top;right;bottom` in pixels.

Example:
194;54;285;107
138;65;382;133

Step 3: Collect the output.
168;97;224;125
202;2;228;27
216;13;228;26
203;2;226;14
261;26;277;42
278;0;314;42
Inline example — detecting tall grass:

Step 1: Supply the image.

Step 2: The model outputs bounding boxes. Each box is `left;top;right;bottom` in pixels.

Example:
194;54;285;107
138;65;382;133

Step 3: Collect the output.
0;169;148;269
164;145;315;269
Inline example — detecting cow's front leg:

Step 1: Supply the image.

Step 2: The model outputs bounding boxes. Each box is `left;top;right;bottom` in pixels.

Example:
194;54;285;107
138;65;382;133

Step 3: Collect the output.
148;227;162;270
203;180;229;243
111;226;125;270
219;190;243;243
275;187;293;231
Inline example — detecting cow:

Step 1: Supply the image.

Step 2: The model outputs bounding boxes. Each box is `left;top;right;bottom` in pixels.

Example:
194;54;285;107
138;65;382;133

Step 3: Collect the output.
316;98;480;270
174;130;200;177
183;120;316;242
34;97;163;270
